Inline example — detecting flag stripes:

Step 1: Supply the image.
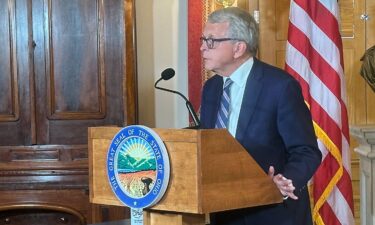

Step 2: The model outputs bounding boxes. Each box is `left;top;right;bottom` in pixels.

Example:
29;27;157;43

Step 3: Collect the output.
290;1;344;80
285;45;343;128
294;0;342;50
287;24;342;99
285;0;354;225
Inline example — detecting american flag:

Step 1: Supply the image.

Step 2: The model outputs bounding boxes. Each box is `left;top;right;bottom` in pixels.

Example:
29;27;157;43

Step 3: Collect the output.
285;1;355;225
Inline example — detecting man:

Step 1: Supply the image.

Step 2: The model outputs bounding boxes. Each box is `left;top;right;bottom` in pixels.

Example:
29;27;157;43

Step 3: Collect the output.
199;7;322;225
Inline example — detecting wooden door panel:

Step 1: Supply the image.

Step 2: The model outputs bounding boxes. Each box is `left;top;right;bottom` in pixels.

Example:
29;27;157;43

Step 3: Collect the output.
275;0;289;41
0;0;18;121
0;0;32;145
340;0;367;126
258;0;276;65
32;0;131;144
47;0;105;120
344;46;367;125
258;0;289;67
340;0;355;37
0;0;135;223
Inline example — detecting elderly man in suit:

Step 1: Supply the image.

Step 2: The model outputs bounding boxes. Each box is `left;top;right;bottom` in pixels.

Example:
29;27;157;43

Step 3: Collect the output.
199;7;322;225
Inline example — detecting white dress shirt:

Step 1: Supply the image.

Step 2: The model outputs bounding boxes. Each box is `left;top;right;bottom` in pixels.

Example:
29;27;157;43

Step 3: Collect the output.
222;57;254;137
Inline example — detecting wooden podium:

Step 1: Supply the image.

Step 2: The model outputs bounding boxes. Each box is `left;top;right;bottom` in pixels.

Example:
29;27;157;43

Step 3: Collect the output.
88;127;282;225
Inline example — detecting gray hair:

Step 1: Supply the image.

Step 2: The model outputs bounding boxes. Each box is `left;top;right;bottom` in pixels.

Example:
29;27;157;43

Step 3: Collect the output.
208;7;259;56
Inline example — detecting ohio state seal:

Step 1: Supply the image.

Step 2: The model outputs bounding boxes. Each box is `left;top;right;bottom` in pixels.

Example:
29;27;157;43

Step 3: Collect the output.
106;125;170;209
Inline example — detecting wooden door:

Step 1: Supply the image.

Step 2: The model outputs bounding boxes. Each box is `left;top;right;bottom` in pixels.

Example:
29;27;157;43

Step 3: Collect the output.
257;0;290;67
340;0;368;125
32;0;136;145
0;0;136;146
0;0;33;145
0;0;136;223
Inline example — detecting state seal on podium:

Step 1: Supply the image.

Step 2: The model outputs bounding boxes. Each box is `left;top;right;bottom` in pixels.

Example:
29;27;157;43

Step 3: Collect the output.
106;125;170;209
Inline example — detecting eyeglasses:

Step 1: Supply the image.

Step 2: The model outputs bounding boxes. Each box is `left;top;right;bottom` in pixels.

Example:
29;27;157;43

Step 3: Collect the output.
200;36;240;49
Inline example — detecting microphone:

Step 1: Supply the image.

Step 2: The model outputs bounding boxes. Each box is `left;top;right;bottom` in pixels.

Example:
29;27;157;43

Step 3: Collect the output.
154;68;200;128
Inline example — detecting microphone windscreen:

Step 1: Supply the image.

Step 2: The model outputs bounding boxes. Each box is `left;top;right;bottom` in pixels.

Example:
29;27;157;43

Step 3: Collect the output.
161;68;175;80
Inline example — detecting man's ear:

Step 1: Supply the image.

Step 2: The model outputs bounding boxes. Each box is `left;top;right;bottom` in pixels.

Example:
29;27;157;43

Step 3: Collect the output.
233;41;247;58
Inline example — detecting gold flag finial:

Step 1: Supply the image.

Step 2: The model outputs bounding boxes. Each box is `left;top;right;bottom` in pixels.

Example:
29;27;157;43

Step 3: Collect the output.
215;0;235;8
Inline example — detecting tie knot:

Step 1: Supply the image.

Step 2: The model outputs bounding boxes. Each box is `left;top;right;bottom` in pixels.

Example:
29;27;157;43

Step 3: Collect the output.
224;78;233;89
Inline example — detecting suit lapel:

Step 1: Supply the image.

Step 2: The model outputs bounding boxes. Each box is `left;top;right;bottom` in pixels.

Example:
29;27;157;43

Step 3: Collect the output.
207;76;223;128
236;59;264;142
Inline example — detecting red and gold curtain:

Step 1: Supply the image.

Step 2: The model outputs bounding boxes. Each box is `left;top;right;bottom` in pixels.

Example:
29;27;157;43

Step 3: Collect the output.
187;1;229;116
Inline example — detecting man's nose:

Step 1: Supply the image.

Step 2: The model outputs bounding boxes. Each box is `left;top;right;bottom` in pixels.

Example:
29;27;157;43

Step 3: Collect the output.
200;41;207;51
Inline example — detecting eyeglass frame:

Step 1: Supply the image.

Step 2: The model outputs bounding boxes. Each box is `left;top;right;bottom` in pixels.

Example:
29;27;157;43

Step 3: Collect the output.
200;36;242;49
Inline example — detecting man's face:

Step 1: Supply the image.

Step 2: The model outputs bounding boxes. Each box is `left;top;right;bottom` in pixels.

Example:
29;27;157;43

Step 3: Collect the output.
200;22;237;77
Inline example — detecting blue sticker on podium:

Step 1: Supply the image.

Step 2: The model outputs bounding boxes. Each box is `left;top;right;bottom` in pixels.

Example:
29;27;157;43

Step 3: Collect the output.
106;125;170;209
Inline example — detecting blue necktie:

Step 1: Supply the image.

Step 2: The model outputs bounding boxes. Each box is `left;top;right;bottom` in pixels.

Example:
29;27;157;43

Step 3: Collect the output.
215;78;233;128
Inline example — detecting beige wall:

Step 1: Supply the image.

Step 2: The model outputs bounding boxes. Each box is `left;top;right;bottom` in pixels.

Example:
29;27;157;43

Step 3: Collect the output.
136;0;189;128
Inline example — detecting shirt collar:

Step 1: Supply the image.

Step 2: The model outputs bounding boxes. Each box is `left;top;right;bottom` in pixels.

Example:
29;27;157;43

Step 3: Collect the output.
223;57;254;88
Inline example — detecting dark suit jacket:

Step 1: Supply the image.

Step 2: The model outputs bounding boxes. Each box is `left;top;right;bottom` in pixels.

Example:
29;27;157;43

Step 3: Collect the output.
200;58;322;225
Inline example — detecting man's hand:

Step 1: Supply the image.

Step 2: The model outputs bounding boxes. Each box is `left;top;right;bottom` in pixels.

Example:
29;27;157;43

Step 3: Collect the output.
268;166;298;200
